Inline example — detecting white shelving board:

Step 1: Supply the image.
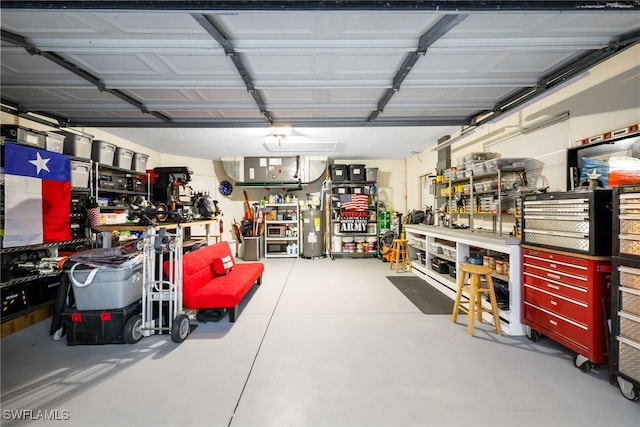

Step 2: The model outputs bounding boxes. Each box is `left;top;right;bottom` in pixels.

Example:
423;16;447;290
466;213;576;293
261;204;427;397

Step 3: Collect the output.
263;203;300;258
404;224;524;336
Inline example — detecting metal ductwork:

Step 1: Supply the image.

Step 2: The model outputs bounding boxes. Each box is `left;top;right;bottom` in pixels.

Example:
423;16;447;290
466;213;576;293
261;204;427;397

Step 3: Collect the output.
221;156;327;186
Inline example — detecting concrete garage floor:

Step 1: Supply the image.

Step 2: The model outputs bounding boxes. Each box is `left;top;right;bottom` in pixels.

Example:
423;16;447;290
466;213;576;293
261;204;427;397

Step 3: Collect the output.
1;257;638;426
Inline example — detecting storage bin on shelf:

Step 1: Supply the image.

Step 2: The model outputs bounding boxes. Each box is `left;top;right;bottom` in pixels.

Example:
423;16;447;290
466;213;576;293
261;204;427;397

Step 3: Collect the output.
1;125;46;149
70;160;90;188
366;237;377;252
417;252;426;266
44;131;65;153
59;131;93;159
430;242;443;254
441;245;456;259
365;167;378;181
349;164;366;182
114;147;134;169
342;236;355;253
329;164;349;181
448;263;457;278
485;157;527;172
472;162;488;176
482;180;498;191
463;152;500;162
132;152;149;173
92;140;116;165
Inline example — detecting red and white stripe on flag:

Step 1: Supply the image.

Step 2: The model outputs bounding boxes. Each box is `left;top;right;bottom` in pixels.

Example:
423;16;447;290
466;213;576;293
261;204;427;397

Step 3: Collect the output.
339;193;369;210
4;143;72;247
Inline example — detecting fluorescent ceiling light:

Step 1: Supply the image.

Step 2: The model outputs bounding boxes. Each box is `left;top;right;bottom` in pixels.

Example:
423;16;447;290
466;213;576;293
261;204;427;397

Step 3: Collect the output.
272;126;293;137
264;138;338;153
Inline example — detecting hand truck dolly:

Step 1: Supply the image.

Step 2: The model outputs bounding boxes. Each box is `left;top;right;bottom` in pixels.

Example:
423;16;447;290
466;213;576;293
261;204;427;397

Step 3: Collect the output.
123;225;191;344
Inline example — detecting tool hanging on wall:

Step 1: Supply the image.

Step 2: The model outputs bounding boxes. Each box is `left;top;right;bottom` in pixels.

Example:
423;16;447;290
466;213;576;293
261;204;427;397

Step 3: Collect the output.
242;190;255;237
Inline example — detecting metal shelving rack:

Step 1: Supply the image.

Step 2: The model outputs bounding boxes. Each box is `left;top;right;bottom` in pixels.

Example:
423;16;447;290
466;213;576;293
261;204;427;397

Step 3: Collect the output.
328;181;378;259
440;165;526;235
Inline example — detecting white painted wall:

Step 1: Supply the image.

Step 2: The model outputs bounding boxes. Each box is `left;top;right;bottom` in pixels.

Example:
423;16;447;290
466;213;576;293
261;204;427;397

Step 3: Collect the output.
406;44;640;217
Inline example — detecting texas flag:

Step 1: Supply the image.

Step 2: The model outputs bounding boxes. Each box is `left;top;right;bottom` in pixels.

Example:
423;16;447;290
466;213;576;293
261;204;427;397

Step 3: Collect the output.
4;143;72;247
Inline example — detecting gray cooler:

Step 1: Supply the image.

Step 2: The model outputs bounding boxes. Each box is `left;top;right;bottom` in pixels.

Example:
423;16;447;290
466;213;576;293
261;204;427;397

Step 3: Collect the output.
69;263;143;310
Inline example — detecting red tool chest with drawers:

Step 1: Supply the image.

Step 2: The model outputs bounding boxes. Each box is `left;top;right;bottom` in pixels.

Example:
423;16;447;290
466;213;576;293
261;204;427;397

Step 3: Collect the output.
521;245;611;368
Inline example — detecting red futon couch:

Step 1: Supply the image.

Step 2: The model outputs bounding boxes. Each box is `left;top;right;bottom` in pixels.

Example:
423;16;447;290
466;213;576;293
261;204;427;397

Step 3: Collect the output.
167;241;264;322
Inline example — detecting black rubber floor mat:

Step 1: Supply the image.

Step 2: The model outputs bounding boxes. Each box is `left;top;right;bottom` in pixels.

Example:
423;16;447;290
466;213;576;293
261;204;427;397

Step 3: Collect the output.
387;276;454;315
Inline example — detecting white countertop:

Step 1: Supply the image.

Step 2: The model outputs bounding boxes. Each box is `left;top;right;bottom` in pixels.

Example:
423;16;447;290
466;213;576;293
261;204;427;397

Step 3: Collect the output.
404;224;521;250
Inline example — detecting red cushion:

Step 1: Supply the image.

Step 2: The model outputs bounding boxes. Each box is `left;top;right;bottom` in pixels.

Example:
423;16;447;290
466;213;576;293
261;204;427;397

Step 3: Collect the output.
212;254;235;275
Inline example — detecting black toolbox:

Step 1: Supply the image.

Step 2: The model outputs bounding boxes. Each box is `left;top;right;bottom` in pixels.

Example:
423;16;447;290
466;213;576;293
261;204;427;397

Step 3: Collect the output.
431;257;449;274
61;299;141;346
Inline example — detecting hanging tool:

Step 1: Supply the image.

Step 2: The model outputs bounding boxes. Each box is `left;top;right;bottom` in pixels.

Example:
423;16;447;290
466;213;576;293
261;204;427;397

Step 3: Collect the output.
232;219;243;243
243;190;255;236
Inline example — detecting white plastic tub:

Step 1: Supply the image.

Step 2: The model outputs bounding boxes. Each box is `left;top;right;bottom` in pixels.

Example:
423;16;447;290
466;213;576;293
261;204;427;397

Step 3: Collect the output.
70;160;90;188
70;264;143;310
92;140;116;165
114;147;134;169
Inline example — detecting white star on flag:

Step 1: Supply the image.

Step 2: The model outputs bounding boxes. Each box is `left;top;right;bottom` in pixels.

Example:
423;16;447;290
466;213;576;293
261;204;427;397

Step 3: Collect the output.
29;152;51;174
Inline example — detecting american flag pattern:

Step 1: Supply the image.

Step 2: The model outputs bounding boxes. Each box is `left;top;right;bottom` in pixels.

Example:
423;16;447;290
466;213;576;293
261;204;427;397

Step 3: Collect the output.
339;193;369;211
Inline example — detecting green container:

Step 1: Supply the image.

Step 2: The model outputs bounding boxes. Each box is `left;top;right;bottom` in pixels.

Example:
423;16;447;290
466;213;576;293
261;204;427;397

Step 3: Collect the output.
378;211;390;234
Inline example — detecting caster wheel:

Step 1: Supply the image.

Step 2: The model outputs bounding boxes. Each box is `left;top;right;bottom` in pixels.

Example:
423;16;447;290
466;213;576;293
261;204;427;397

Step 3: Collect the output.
573;354;592;372
618;377;640;401
123;315;144;344
171;314;190;343
526;326;541;342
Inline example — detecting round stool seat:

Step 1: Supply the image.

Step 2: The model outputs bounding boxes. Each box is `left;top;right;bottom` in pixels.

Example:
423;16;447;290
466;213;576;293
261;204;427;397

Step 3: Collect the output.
459;263;493;276
389;239;412;272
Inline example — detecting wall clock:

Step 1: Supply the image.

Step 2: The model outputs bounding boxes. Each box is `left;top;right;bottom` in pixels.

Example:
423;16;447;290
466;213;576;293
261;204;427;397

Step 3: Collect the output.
219;180;233;196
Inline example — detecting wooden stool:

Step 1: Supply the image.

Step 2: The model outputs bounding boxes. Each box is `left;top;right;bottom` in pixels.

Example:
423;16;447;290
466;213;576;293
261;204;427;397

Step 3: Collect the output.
451;263;502;336
389;239;412;272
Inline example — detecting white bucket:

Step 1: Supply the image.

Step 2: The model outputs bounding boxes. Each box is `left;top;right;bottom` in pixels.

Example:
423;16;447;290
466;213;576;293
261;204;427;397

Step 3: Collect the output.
331;236;342;252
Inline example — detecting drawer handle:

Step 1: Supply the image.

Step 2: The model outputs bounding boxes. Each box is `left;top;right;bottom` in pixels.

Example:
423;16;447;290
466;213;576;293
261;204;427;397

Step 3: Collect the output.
550;263;557;268
547;273;561;280
549;319;558;326
547;284;560;290
550;300;558;306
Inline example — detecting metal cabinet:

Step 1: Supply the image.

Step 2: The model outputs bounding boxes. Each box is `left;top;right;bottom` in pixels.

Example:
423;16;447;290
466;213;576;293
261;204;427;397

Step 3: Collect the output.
521;245;611;370
521;189;613;256
610;185;640;400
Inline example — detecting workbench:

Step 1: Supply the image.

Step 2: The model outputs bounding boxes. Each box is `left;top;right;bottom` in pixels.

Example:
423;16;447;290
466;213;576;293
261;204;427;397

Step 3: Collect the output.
96;219;221;248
